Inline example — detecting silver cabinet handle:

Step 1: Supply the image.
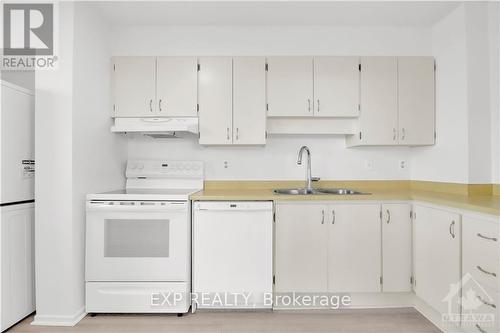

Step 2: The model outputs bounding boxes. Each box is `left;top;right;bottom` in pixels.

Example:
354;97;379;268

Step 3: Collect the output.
308;99;311;112
158;99;162;112
393;128;397;141
317;99;320;113
321;210;325;224
226;127;230;140
386;209;391;224
401;128;406;140
477;265;497;277
477;295;497;309
149;99;153;112
478;233;498;242
331;210;335;224
475;324;487;333
449;221;455;238
236;128;239;140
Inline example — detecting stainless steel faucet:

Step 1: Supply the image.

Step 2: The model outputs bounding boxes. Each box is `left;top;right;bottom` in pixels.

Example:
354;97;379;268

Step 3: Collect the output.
297;146;312;190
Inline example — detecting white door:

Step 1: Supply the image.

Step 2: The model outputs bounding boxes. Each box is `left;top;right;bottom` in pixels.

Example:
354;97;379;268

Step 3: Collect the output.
192;202;273;309
86;201;190;281
275;203;327;292
112;57;156;117
398;57;435;145
313;57;360;117
414;205;461;316
1;204;35;332
0;83;34;204
357;57;398;145
328;204;381;292
233;57;267;145
382;203;412;292
156;57;198;117
266;57;313;117
198;57;233;145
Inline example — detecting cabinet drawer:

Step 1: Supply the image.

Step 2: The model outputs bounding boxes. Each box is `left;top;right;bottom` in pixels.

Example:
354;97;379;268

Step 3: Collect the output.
463;216;500;292
461;282;499;333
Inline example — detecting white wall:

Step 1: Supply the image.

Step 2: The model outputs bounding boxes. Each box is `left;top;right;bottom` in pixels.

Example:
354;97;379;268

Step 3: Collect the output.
34;2;79;325
489;2;500;184
411;3;497;184
113;25;433;180
34;2;127;325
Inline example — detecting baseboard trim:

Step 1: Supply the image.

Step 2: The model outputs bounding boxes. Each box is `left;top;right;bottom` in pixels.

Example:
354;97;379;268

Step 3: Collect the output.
31;306;86;326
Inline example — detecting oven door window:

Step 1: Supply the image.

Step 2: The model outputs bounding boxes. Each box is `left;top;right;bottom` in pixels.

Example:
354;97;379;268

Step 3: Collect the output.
104;219;169;258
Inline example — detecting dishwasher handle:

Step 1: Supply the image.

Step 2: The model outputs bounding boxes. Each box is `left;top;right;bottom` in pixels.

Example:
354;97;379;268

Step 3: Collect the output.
194;201;273;211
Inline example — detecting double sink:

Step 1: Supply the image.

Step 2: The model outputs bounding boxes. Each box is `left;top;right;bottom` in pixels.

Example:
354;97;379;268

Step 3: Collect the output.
274;188;368;195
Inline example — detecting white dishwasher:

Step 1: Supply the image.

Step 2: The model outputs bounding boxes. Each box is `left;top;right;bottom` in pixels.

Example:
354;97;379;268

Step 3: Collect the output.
192;201;273;310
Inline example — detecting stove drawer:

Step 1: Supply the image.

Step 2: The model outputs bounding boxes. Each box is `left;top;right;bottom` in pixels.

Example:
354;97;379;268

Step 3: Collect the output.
86;282;190;313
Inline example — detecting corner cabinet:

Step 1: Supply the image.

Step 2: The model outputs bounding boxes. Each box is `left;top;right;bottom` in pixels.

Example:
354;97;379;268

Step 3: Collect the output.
413;204;461;316
347;56;435;146
112;56;197;118
198;57;266;145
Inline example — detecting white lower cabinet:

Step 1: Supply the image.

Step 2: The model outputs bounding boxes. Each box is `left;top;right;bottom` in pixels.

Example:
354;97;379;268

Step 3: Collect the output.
462;214;500;333
328;204;381;292
275;202;384;294
275;203;328;292
382;203;412;292
1;203;35;332
414;204;461;317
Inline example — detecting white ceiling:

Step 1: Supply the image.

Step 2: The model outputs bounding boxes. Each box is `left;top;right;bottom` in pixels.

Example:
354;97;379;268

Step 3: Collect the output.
95;1;461;27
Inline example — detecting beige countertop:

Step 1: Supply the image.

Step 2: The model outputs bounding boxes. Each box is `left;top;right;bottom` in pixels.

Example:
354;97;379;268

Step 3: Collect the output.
189;181;500;216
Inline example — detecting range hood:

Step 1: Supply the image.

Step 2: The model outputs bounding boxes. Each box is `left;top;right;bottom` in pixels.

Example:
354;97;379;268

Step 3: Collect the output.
111;117;198;135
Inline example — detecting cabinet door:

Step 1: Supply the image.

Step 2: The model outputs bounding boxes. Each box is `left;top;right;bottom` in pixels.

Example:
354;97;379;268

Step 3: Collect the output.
414;205;461;316
1;205;35;331
313;57;360;117
398;57;435;145
156;57;198;117
328;204;381;292
198;57;233;145
112;57;156;117
275;203;327;292
357;57;398;145
382;203;412;292
267;57;313;117
233;57;267;145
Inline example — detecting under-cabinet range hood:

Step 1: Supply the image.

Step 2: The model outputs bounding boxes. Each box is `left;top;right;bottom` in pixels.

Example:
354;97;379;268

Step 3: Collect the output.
111;117;199;135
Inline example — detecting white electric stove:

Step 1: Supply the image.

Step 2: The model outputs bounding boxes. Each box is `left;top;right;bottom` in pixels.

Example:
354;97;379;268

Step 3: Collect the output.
85;160;203;314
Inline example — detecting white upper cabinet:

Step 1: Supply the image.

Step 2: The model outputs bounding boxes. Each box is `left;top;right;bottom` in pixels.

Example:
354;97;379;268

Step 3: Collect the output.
266;57;314;117
112;56;197;118
112;57;156;117
198;57;233;145
313;57;360;117
414;204;461;316
382;203;412;292
348;57;398;146
328;204;382;292
398;57;435;145
275;203;328;293
347;56;435;146
156;57;198;117
233;57;267;145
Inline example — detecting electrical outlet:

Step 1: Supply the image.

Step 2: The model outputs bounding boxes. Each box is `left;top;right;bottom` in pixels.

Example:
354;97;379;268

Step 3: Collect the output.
365;160;374;170
399;160;406;170
224;161;229;169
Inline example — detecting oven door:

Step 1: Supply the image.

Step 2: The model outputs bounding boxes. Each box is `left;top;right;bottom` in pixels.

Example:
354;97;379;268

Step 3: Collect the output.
86;200;189;282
